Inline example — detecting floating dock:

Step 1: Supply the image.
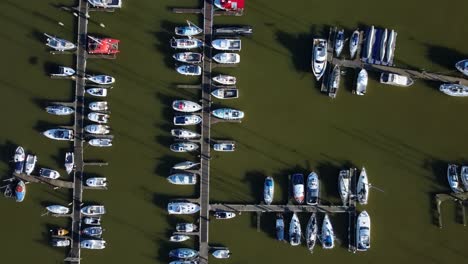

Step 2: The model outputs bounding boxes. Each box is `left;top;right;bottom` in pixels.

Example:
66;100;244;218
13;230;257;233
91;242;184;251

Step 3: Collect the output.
434;192;468;228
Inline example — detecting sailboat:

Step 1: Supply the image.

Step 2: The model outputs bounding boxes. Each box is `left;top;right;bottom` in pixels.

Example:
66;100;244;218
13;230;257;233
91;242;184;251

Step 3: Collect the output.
328;65;341;98
349;30;360;59
306;213;318;252
175;20;203;37
24;154;37;175
447;164;463;193
455;59;468;76
65;152;74;175
338;169;351;205
44;33;76;51
306;172;319;205
357;167;369;205
460;166;468;192
335;29;345;57
321;214;335;249
289;213;301;246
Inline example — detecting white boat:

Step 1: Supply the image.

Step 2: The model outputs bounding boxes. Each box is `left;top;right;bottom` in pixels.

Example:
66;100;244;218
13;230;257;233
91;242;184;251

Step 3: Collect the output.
84;217;101;225
176;223;197;232
81;239;106;250
170;235;190;242
172;100;202;112
173;115;202;126
212;249;230;259
169;248;199;259
276;214;285;241
214;211;236;219
212;75;236;85
170;261;198;264
306;213;318;252
86;88;108;97
175;21;202;36
176;64;202;76
338;170;351;205
82;226;103;237
312;38;328;81
81;205;106;216
171;129;200;139
167;173;197;185
380;72;414;87
328;65;341;99
379;29;388;62
88;112;110;124
213;53;240;64
289;213;301;246
212;39;241;51
455;59;468;76
356;211;371;251
43;129;74;141
46;105;74;115
88;0;122;8
173;52;203;64
292;173;305;204
172;161;199;170
85;124;110;135
356;69;368;96
211;88;239;99
46;205;69;215
52;238;71;247
44;33;76;51
170;38;204;49
87;75;115;85
51;66;75;77
86;177;107;187
89;101;108;111
89;138;112;147
13;146;25;174
211;108;244;120
24;154;37;175
335;29;345;57
349;30;360;59
321;214;335;249
439;83;468;97
170;142;199;152
39;168;60;179
264;176;274;205
461;166;468;192
384;29;396;63
65;152;74;174
447;164;463;193
364;26;375;59
167;202;200;215
357;167;369;205
306;172;319;205
213;143;235;152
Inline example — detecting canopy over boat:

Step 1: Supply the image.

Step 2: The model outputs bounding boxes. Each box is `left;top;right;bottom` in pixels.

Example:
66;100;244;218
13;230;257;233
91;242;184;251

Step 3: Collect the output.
167;173;197;185
173;115;202;126
212;39;241;51
88;36;120;54
292;173;305;204
212;74;236;85
380;72;414;87
356;211;371;251
170;142;199;152
168;202;200;214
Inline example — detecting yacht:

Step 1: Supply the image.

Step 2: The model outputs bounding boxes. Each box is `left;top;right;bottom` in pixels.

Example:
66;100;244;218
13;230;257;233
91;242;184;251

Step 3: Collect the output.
15;180;26;202
439;83;468;97
289;213;301;246
380;72;414;87
172;161;200;170
170;142;199;152
81;205;106;216
338;169;351;205
356;211;371;251
24;154;37;175
461;166;468;192
169;248;199;259
356;69;368;95
335;29;345;57
292;173;305;204
312;38;328;81
87;75;115;85
321;214;335;249
212;39;241;51
447;164;463;193
51;66;75;77
82;226;103;238
264;176;274;205
46;105;74;115
170;235;190;242
52;238;71;247
86;88;108;97
44;33;76;51
384;29;396;64
306;213;318;252
328;65;341;99
86;177;107;187
276;214;285;241
173;52;203;64
455;59;468;76
357;167;369;205
176;65;202;76
89;138;112;147
211;108;244;120
13;146;25;174
214;211;236;219
43;129;74;141
46;205;70;215
379;28;388;62
88;112;110;124
64;152;74;174
175;21;202;36
213;143;235;152
349;30;360;59
306;172;319;205
170;38;204;49
172;100;202;112
176;223;197;233
212;75;236;85
173;115;202;126
167;173;197;185
81;239;106;249
212;249;231;259
168;202;200;214
211;88;239;99
213;53;240;64
85;124;110;135
89;101;108;111
171;129;200;139
214;25;253;35
88;0;122;8
39;168;60;179
84;217;101;225
364;26;375;59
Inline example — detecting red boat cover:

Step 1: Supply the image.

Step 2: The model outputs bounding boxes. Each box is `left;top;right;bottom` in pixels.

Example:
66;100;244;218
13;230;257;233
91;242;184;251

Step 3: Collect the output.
88;38;120;54
220;0;245;10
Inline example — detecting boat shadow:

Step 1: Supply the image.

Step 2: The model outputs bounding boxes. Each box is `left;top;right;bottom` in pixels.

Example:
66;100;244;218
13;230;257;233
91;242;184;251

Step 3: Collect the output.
316;161;354;205
422;43;468;71
0;140;19;173
154;155;188;178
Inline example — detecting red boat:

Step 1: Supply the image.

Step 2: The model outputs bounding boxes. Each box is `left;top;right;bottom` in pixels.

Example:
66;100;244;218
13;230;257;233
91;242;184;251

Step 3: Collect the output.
214;0;245;11
88;36;120;54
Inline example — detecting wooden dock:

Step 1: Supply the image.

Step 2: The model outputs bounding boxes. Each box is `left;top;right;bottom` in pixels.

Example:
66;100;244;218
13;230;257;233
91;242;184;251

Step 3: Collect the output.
209;204;351;213
434;192;468;228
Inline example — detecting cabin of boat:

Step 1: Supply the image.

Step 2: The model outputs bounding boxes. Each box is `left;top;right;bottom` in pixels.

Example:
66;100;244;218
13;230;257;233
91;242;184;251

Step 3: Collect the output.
380;72;414;87
170;38;203;49
213;53;240;64
212;39;241;51
312;38;328;81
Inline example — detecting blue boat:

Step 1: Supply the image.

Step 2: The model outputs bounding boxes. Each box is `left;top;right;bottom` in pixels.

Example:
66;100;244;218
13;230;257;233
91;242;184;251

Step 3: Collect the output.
15;180;26;202
169;248;199;259
276;214;284;241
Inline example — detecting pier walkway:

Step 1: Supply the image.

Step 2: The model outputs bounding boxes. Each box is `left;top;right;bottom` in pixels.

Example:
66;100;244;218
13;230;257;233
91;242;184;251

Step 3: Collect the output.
210;204;351;213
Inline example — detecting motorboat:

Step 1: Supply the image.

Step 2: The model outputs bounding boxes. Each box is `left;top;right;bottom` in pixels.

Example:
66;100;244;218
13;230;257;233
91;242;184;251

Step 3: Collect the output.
173;115;202;126
447;164;463;193
357;167;369;205
306;213;318;252
88;0;122;8
13;146;25;174
51;66;75;77
439;83;468;97
211;88;239;99
172;161;199;170
176;64;202;76
328;65;341;99
87;36;120;54
214;25;253;35
380;72;414;87
306;172;319;205
172;100;202;112
292;173;305;204
51;228;69;236
168;202;200;215
212;249;230;259
88;112;110;124
289;213;301;246
264;176;274;205
173;52;203;64
461;166;468;192
81;205;106;216
170;142;199;152
176;223;197;233
276;214;284;241
86;177;107;187
85;124;110;135
86;88;108;97
46;105;74;116
321;214;335;249
349;30;360;59
213;143;235;152
212;74;236;85
89;138;112;147
52;238;70;247
170;235;190;242
87;75;115;85
335;29;345;57
212;39;241;51
167;173;197;185
214;211;236;219
24;154;37;175
356;211;371;251
170;38;203;49
213;53;240;64
384;29;396;63
211;108;244;120
175;21;202;36
84;217;101;225
39;168;60;179
364;26;375;59
171;129;200;139
312;38;328;81
169;248;199;259
356;69;368;96
81;239;106;249
46;205;69;215
44;33;76;51
89;101;108;111
455;59;468;76
15;180;26;202
379;28;388;62
170;261;198;264
338;169;351;205
214;0;245;11
64;152;74;174
82;226;103;238
43;129;74;141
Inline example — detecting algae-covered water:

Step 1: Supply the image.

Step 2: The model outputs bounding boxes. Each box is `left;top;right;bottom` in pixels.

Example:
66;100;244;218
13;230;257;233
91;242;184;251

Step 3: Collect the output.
0;0;467;263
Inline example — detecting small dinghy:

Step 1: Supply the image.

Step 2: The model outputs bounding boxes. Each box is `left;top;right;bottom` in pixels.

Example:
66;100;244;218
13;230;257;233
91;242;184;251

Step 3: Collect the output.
306;213;318;252
357;167;369;205
86;87;108;97
212;249;230;259
213;143;235;152
172;100;202;112
312;38;328;81
51;228;69;236
264;176;274;205
82;226;103;237
328;65;341;99
170;235;190;242
176;223;197;232
46;205;70;215
356;211;371;251
24;154;37;175
51;66;75;77
214;211;236;219
170;142;199;152
321;214;335;249
85;124;110;135
13;146;25;174
213;53;240;64
173;52;203;64
44;33;76;51
81;205;106;216
171;129;200;139
276;214;285;241
89;101;108;111
175;21;203;36
81;239;106;250
88;112;110;124
338;169;351;205
15;180;26;202
173;115;202;126
176;64;202;76
211;88;239;99
86;177;107;187
89;138;112;147
172;161;200;170
455;59;468;76
447;164;463;193
292;173;305;204
65;152;74;174
46;105;74;116
439;83;468;97
212;39;241;51
349;30;360;59
380;72;414;87
461;166;468;192
334;29;345;57
356;69;368;96
211;108;244;120
168;202;200;215
39;168;60;179
167;173;197;185
170;38;203;49
87;75;115;85
289;213;301;246
306;172;319;205
84;217;101;225
43;129;74;141
214;25;253;35
212;74;236;85
52;238;71;247
379;29;388;62
169;248;199;259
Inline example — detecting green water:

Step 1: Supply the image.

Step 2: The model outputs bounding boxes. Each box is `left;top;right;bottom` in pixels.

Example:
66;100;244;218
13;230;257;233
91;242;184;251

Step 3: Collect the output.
0;0;467;263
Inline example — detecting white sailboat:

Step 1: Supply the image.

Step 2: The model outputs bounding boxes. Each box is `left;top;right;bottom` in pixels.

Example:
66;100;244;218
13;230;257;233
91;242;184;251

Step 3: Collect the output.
172;161;199;170
349;30;360;59
289;213;301;246
64;152;74;175
455;59;468;76
338;170;351;205
24;154;37;175
357;167;369;205
306;213;318;252
321;214;334;249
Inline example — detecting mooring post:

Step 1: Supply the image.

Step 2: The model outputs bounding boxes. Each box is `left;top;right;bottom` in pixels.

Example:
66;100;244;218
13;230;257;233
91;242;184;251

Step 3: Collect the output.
459;200;466;226
256;212;261;232
436;196;443;228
